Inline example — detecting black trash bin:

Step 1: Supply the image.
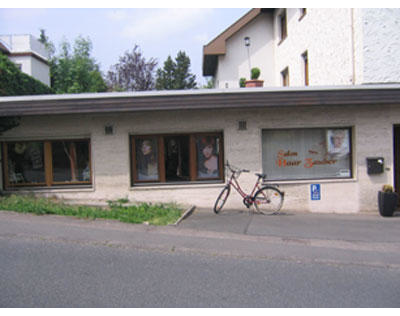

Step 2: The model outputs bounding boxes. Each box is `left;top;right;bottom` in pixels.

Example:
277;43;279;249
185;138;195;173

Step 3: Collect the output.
378;190;398;217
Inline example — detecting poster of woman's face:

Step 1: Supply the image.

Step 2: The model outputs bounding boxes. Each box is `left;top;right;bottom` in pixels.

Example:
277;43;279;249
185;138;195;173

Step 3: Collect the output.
197;136;219;178
136;138;159;181
326;129;350;157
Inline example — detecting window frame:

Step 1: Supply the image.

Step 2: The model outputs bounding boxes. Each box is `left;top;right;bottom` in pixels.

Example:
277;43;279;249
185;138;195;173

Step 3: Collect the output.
130;132;224;185
261;127;353;182
2;138;92;189
278;9;288;44
281;67;289;87
302;51;309;86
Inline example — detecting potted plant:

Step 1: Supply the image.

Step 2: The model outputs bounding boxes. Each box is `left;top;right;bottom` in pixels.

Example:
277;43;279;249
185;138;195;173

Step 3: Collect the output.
245;67;264;87
378;184;398;217
239;77;246;88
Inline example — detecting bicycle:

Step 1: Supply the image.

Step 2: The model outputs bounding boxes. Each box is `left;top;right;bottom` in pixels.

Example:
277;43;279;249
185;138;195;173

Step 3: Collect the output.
214;162;284;215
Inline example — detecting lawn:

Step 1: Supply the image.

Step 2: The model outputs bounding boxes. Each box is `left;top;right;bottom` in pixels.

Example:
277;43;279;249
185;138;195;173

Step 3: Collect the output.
0;194;183;226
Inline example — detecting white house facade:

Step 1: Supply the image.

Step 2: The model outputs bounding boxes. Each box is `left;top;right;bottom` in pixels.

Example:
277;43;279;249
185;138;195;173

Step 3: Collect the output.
0;34;50;86
203;8;400;89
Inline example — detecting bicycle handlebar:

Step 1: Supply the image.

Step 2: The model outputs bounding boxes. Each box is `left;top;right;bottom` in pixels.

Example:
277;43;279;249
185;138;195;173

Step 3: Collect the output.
225;161;250;175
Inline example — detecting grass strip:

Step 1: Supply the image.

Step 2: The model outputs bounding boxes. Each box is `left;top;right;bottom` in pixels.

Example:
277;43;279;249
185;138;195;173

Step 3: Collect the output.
0;194;182;226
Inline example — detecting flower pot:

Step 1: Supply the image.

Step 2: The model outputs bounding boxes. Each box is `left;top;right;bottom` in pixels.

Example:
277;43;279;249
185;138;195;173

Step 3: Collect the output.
378;191;398;217
245;80;264;88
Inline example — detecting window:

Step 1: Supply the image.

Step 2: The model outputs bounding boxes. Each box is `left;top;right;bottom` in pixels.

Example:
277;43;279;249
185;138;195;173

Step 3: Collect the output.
302;51;309;86
299;8;307;21
3;139;91;188
281;67;289;87
262;128;352;181
279;10;287;42
131;133;223;184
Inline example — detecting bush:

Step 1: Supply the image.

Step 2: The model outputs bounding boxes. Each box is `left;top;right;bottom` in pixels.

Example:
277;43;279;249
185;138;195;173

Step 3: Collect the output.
239;77;246;88
251;67;261;80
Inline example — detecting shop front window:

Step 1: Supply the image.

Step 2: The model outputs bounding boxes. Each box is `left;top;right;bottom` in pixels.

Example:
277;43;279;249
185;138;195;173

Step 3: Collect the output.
262;128;352;180
6;141;45;185
131;133;223;184
3;139;91;188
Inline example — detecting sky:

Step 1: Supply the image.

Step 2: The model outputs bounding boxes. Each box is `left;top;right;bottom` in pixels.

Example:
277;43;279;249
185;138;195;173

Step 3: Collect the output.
0;5;250;86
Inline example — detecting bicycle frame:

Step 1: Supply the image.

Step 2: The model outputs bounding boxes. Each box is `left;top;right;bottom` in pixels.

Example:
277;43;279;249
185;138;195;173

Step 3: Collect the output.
225;166;264;208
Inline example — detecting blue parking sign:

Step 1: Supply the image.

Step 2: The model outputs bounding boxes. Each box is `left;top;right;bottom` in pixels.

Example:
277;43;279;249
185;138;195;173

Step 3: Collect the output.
311;184;321;200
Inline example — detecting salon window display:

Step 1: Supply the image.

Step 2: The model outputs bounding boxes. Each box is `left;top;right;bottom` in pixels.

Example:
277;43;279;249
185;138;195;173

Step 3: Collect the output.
135;138;159;181
197;136;220;179
131;133;223;184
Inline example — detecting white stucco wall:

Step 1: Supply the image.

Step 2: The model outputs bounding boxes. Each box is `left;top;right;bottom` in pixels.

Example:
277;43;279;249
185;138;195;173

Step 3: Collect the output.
361;8;400;84
215;12;275;89
213;8;400;88
274;8;354;86
1;99;399;214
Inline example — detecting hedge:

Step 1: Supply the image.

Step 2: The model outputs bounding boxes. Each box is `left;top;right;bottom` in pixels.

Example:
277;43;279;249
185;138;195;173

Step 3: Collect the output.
0;52;53;96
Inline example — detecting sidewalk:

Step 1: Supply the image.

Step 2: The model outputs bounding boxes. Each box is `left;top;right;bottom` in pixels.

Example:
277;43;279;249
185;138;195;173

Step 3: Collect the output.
178;208;400;243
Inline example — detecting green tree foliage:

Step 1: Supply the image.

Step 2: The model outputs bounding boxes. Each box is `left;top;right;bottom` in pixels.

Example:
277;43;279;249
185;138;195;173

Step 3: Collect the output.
155;51;197;90
106;45;158;92
50;35;107;94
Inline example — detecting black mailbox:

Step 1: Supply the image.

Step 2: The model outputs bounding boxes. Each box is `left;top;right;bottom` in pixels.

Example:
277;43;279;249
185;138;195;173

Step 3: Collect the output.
366;157;384;174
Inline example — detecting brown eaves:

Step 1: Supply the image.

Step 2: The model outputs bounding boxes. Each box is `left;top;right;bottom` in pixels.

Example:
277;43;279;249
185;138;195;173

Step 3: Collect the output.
202;8;273;76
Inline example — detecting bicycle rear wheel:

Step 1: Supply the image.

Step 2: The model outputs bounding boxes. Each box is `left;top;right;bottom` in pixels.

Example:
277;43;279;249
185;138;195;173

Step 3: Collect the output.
253;186;284;215
214;186;231;214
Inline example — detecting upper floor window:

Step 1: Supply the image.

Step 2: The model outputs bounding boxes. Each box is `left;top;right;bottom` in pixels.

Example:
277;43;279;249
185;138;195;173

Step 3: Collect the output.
302;51;309;86
299;8;307;21
281;67;289;87
279;10;287;43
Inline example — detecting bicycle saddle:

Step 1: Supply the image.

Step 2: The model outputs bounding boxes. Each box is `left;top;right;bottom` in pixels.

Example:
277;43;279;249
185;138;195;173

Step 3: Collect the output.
255;173;267;180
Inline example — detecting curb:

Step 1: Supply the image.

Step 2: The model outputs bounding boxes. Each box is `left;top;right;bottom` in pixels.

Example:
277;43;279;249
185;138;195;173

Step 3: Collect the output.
173;205;196;226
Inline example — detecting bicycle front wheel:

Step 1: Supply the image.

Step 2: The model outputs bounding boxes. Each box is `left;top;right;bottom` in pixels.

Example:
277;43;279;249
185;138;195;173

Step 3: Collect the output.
253;186;284;215
214;186;231;214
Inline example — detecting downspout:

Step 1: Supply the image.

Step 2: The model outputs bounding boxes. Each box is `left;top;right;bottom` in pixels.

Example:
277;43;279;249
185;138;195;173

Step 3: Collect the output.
351;8;356;85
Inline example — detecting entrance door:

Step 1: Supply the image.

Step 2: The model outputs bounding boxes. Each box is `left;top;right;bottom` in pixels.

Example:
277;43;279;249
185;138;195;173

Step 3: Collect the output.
394;125;400;194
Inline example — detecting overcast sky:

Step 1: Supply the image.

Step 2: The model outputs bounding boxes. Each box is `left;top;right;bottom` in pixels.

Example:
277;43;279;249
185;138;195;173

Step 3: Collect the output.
0;6;250;86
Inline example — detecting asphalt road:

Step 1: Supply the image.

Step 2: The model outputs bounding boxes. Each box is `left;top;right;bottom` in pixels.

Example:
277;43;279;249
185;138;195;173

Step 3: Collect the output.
1;210;400;307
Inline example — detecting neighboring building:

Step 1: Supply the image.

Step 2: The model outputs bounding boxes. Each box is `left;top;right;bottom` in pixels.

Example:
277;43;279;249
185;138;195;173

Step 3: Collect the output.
1;85;400;214
0;34;50;86
203;8;400;89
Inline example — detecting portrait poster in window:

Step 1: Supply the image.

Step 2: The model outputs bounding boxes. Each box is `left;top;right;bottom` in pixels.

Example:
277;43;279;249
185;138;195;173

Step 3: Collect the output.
197;136;220;179
136;138;159;181
326;129;350;158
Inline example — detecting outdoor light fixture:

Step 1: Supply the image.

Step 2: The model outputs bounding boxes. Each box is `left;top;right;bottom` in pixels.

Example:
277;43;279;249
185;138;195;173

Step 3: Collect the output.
244;36;251;77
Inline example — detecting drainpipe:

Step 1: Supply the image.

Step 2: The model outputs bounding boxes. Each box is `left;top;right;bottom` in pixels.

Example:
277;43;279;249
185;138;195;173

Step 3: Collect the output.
351;8;356;85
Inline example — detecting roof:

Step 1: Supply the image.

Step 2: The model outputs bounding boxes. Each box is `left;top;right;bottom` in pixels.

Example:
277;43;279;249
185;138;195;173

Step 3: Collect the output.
202;8;273;76
1;84;400;117
0;40;10;54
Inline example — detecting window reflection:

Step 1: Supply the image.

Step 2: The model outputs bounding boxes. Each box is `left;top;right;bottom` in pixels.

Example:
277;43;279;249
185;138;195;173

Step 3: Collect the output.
7;141;45;184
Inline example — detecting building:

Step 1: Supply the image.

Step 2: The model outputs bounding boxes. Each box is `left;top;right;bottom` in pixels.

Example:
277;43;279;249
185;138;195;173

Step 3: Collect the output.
1;85;400;214
0;34;50;86
203;8;400;89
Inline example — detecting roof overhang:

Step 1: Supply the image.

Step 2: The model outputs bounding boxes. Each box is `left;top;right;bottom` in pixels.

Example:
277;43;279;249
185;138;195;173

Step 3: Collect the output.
1;85;400;118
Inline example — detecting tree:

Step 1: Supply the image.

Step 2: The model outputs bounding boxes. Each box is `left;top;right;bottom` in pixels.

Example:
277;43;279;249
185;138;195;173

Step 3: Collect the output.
49;35;107;94
106;45;158;92
155;51;197;90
